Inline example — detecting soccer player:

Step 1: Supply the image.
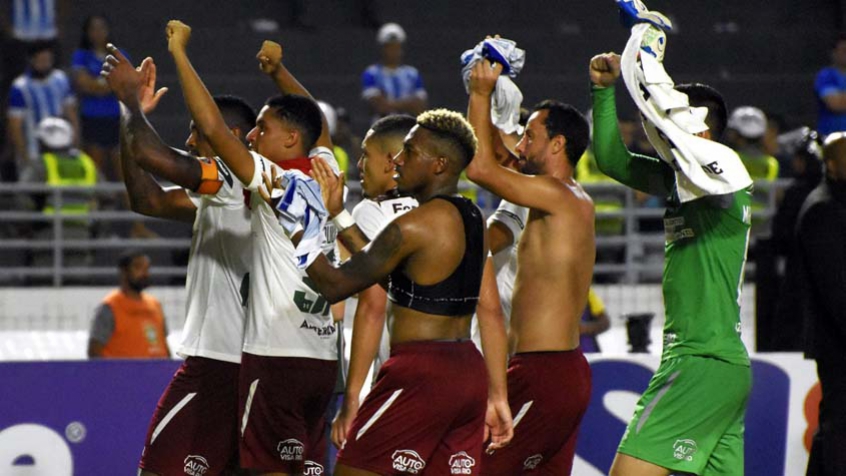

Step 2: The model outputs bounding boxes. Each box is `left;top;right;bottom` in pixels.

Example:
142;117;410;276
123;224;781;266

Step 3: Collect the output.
590;5;753;474
166;20;340;476
101;50;254;475
292;109;512;475
466;59;594;475
329;114;419;448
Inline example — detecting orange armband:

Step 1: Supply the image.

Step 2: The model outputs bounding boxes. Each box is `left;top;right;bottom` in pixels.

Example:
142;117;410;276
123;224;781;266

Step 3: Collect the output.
195;157;223;195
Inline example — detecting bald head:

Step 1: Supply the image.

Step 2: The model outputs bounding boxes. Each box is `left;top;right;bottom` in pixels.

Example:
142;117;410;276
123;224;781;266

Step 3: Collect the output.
824;132;846;181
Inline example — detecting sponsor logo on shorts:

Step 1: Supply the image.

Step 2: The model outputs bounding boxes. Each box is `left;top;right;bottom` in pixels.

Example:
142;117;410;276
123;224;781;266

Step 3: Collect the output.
277;438;305;462
673;438;698;462
303;460;324;475
523;454;543;470
448;451;475;474
392;449;426;474
183;455;210;475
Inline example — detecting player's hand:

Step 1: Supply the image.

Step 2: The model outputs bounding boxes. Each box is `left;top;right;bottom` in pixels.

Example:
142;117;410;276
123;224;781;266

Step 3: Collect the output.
166;20;192;53
589;52;621;88
100;44;143;109
468;59;503;97
257;40;283;75
310;157;345;218
484;397;514;454
331;396;359;449
257;166;284;219
136;57;169;115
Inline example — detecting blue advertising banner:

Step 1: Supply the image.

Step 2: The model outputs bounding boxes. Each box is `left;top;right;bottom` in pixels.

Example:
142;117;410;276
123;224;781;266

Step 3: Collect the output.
0;355;819;475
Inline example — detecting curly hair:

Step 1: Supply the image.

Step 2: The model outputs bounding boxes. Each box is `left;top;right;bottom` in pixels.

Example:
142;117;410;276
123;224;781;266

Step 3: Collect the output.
416;109;478;167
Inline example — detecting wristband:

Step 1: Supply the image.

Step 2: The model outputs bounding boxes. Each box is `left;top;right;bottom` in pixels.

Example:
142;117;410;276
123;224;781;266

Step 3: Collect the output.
332;209;355;230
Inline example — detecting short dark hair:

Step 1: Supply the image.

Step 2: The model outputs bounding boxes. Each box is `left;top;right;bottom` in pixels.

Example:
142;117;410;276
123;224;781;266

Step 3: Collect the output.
369;114;416;142
27;41;54;58
118;250;147;270
214;95;256;137
79;15;111;50
416;109;478;168
264;94;323;152
676;83;727;139
532;100;590;167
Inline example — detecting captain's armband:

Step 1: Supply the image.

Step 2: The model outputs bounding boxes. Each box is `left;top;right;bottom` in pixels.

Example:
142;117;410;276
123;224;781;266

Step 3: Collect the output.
195;157;223;195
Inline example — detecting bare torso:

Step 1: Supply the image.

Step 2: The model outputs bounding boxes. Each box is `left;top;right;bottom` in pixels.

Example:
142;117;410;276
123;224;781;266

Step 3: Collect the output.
510;180;595;352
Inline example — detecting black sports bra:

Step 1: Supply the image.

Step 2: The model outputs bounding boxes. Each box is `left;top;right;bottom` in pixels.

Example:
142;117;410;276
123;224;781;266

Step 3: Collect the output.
387;195;485;316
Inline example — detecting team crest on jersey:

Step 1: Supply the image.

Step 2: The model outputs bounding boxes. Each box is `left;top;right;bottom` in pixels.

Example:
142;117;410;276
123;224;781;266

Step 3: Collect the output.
673;438;698;461
392;449;426;474
277;438;305;461
183;455;210;475
523;454;543;470
303;460;324;475
448;451;475;474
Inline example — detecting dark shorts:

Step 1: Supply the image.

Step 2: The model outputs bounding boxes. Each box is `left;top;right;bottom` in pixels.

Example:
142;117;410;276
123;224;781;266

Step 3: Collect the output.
81;115;120;148
238;352;338;474
338;340;487;475
481;349;592;476
139;356;241;476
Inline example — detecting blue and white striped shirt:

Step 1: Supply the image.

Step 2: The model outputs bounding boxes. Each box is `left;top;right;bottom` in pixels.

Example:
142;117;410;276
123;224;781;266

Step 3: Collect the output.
11;0;56;41
8;69;75;159
361;64;427;102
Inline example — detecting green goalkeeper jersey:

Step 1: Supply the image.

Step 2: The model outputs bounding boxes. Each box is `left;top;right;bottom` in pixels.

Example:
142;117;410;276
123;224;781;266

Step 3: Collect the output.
592;85;751;366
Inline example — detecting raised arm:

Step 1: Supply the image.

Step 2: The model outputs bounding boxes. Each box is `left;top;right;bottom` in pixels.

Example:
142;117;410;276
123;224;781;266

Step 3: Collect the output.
257;41;332;150
167;21;256;186
465;60;570;213
589;53;673;196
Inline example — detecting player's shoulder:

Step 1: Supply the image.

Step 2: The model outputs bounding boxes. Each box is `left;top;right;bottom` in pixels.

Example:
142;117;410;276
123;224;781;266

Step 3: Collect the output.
352;198;383;218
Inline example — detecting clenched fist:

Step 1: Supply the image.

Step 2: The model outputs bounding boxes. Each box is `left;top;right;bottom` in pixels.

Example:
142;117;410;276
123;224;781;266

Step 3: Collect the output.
589;53;621;88
257;40;283;75
166;20;192;53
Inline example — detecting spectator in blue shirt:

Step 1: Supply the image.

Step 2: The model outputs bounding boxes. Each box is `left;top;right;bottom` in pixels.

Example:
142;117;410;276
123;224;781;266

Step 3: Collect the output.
361;23;427;121
7;42;78;175
815;34;846;137
71;15;124;181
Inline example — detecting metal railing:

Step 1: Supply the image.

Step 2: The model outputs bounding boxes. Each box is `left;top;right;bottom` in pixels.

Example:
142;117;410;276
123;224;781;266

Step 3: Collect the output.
0;180;792;286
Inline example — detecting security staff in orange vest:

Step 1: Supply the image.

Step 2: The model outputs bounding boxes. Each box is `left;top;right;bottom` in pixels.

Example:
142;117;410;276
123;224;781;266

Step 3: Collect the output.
88;250;170;358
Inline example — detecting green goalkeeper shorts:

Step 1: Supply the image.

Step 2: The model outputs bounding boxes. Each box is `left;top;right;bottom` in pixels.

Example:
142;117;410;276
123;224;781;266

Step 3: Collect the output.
617;355;752;475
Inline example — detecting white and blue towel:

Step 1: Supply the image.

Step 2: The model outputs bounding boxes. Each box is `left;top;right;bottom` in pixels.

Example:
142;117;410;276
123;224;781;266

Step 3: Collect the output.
620;22;752;202
274;170;329;268
461;38;526;135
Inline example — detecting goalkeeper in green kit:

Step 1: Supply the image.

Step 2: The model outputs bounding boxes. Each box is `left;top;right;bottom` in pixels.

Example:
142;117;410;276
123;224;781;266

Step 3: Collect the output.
591;1;754;475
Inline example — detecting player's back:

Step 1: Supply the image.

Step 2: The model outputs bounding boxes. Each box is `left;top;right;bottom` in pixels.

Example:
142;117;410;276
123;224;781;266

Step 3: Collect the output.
510;181;595;352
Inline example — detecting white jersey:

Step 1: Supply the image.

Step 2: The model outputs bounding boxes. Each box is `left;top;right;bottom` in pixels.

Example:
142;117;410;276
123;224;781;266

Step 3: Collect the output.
472;199;528;350
243;148;342;360
178;157;251;363
352;194;419;369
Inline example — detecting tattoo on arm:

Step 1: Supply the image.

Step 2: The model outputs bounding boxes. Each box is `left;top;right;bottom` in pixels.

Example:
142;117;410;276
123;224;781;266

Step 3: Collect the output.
337;225;371;254
125;109;202;191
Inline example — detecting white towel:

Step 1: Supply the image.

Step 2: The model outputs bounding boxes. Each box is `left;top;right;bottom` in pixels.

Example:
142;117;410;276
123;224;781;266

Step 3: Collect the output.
620;23;752;202
274;170;328;268
461;38;526;135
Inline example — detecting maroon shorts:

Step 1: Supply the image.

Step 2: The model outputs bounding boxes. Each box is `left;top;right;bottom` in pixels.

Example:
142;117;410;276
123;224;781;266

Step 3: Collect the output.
238;352;338;474
139;356;240;476
338;340;487;475
481;349;591;475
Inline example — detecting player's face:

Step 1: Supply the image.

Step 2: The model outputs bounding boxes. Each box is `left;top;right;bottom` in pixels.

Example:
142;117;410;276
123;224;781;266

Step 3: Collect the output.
358;130;391;198
124;255;150;292
833;40;846;68
393;126;436;194
86;17;109;48
246;106;296;162
185;121;215;158
515;111;551;175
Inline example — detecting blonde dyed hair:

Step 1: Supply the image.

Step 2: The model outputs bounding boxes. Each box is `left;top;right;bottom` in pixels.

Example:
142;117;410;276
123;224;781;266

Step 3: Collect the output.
416;109;478;166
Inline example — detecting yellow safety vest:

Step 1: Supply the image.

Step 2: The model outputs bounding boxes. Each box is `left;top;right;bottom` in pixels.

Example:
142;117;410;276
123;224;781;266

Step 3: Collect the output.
42;151;97;215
